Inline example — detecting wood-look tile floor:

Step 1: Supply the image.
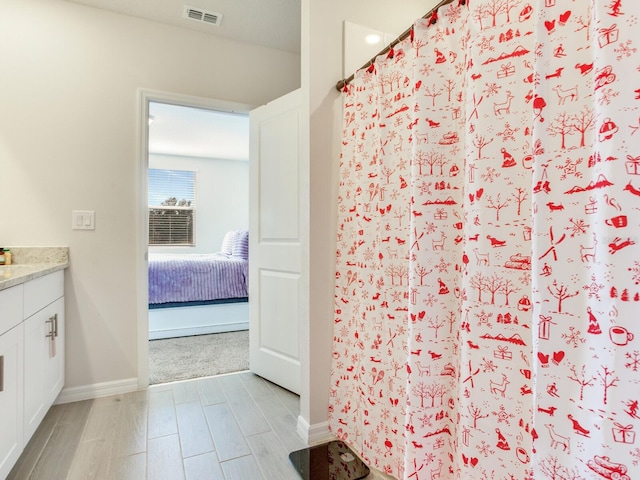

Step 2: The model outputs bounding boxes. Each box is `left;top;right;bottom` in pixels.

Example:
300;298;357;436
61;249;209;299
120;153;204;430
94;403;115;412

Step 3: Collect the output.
7;372;308;480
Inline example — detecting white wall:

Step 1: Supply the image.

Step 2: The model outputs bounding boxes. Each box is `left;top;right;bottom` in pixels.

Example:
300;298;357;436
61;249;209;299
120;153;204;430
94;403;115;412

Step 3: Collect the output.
0;0;299;390
304;0;440;428
148;154;249;254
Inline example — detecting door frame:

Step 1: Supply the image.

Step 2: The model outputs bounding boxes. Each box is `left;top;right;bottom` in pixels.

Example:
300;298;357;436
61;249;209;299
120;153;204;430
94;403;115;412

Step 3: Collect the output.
136;89;254;389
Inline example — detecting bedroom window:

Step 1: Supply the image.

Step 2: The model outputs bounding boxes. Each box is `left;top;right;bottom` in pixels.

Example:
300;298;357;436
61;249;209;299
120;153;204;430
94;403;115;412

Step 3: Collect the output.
148;169;196;246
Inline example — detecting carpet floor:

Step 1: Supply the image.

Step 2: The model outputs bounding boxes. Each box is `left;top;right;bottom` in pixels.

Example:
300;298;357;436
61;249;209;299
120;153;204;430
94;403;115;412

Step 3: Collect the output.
148;330;249;385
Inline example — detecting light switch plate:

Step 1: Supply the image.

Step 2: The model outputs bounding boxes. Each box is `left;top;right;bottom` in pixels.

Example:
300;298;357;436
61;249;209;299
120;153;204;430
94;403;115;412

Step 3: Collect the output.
72;210;95;230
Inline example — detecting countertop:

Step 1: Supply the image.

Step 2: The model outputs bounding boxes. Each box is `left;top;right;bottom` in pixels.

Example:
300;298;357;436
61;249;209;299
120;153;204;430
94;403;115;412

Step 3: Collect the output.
0;247;69;291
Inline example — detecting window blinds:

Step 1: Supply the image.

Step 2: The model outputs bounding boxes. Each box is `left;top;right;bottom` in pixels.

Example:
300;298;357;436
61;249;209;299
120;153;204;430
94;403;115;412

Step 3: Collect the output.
148;169;196;246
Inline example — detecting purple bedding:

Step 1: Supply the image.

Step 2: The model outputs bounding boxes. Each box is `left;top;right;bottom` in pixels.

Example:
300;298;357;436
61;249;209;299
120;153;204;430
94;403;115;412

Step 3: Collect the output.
148;253;248;305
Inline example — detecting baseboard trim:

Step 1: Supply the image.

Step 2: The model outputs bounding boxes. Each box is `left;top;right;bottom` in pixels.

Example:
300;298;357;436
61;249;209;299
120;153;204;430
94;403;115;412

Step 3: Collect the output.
296;417;335;446
55;378;140;404
149;322;249;340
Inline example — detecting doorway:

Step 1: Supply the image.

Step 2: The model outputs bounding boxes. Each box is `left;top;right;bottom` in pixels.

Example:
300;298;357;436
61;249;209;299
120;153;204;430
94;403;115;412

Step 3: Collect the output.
137;90;254;388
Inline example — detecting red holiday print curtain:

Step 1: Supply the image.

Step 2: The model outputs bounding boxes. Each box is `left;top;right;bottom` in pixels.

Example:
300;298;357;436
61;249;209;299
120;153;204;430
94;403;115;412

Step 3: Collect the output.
330;0;640;478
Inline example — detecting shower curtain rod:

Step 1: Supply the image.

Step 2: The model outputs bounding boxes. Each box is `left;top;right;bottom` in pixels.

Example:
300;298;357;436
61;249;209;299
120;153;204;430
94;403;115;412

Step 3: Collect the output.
335;0;456;92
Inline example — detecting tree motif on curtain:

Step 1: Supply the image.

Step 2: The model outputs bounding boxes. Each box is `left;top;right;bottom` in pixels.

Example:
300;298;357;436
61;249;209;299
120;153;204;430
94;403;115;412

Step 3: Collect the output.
330;0;640;478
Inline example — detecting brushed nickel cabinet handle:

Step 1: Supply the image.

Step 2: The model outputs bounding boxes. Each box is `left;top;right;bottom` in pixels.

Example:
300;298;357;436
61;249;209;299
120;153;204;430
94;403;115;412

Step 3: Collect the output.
46;316;55;338
53;313;58;337
0;355;4;392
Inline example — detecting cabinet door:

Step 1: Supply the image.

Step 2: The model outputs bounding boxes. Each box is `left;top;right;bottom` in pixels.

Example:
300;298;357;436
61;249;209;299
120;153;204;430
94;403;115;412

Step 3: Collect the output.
23;297;64;443
0;325;23;480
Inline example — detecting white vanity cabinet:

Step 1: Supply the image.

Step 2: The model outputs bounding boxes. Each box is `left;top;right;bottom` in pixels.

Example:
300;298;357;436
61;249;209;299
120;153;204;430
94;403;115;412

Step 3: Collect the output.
0;285;24;480
0;268;65;478
23;271;65;444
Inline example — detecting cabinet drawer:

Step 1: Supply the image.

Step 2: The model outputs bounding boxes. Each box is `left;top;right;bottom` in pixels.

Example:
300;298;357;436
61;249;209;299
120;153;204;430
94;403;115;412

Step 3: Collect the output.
0;285;23;335
23;271;64;319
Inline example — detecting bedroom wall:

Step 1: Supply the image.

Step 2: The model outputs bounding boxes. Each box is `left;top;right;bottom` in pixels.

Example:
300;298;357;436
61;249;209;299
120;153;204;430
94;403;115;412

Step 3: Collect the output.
0;0;299;390
304;0;440;430
148;154;249;254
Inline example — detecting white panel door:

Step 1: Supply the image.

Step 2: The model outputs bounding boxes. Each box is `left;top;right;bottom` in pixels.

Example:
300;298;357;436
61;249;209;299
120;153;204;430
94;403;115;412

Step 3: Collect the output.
249;89;302;394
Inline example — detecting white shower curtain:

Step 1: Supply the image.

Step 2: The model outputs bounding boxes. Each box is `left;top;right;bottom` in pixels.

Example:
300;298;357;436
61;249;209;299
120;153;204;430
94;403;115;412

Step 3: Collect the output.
330;0;640;478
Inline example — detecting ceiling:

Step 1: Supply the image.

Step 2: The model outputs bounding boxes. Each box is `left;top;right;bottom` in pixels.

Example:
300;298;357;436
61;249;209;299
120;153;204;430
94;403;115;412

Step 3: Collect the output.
63;0;298;160
64;0;301;53
148;102;249;160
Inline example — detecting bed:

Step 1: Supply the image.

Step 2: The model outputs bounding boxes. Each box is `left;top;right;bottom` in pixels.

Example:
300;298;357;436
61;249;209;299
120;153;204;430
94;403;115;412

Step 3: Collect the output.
148;230;249;339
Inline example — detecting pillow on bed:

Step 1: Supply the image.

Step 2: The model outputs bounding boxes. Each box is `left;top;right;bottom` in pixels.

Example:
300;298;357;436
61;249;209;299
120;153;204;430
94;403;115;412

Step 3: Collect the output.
220;231;238;255
232;230;249;259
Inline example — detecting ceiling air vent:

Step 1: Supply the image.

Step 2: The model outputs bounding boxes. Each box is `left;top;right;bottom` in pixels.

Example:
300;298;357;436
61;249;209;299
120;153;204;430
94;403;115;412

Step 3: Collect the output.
183;5;223;26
